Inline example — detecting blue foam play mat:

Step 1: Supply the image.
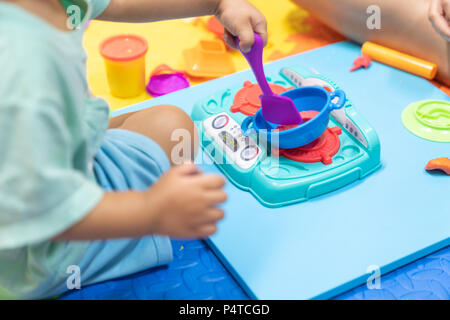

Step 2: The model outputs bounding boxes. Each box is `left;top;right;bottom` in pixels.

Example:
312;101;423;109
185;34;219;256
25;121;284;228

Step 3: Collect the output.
60;240;449;300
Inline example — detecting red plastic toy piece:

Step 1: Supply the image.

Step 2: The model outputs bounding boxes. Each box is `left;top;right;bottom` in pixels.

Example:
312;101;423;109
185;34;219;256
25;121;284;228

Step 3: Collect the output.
350;54;372;72
206;17;225;39
206;17;235;51
277;111;342;165
425;157;450;175
230;81;295;116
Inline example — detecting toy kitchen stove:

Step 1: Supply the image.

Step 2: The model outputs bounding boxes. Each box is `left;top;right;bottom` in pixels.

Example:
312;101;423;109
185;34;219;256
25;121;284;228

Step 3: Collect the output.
192;66;381;207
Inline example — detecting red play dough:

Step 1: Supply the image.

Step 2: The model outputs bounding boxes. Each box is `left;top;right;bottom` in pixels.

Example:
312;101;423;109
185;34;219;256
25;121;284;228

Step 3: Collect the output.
278;111;342;165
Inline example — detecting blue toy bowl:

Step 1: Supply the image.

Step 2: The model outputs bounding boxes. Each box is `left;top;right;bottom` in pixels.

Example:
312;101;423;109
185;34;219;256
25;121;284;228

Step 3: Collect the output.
241;86;346;149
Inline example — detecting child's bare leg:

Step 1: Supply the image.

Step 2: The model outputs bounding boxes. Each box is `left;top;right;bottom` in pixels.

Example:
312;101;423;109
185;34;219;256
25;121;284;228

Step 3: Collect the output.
292;0;450;86
115;105;199;165
108;112;136;129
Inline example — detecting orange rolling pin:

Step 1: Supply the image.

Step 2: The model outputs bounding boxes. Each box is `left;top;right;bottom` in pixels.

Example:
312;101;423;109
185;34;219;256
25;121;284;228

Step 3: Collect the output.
361;42;437;80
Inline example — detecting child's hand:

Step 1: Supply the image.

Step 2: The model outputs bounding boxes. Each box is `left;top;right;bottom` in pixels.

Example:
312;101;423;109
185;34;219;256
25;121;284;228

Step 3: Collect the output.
429;0;450;41
147;163;227;239
215;0;268;52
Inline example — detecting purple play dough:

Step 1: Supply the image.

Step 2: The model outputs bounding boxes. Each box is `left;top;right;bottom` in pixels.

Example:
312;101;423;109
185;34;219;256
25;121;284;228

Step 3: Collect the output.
146;73;190;97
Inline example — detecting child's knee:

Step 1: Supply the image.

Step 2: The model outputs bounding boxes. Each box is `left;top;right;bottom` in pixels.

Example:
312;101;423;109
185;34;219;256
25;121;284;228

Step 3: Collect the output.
157;105;196;133
125;105;199;164
158;105;198;159
160;105;199;163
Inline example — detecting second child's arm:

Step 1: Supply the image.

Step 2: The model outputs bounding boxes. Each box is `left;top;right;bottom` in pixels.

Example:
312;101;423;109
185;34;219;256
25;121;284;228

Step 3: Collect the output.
98;0;267;52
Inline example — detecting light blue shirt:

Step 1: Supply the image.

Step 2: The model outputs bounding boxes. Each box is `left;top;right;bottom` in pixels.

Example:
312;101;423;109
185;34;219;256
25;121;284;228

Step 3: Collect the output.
0;0;111;299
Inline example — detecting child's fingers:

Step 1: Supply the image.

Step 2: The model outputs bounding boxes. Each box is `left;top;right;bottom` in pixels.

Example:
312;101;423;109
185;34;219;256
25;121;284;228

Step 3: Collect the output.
194;224;218;238
252;15;268;46
429;0;450;40
235;20;255;53
199;175;226;189
174;162;200;175
201;208;225;224
444;0;450;22
223;30;238;49
205;190;228;204
430;0;444;14
444;0;450;14
431;13;450;40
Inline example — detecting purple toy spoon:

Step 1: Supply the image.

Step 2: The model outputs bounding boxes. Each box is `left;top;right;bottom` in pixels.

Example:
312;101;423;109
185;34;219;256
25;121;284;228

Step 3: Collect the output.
236;33;302;125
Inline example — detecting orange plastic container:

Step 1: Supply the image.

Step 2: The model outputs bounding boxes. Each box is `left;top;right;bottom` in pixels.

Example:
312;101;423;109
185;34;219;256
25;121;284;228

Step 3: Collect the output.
100;34;148;98
183;40;235;78
362;42;437;80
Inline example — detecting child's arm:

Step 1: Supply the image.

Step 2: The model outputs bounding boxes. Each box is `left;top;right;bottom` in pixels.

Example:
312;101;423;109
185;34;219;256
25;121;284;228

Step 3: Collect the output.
429;0;450;41
97;0;267;52
54;163;226;240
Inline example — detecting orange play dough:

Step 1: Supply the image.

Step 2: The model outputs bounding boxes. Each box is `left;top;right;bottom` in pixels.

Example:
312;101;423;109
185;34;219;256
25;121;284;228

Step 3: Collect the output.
425;157;450;175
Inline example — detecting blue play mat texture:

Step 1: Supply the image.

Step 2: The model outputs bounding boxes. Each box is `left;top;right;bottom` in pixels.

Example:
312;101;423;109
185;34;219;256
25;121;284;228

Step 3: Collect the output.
60;240;450;300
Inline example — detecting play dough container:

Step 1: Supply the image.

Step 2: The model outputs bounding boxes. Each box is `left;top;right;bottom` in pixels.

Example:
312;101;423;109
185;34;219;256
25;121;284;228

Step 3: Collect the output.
100;34;148;98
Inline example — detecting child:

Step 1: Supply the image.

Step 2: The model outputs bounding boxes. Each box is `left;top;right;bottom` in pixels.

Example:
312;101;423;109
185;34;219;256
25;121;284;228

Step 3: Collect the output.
0;0;267;299
292;0;450;86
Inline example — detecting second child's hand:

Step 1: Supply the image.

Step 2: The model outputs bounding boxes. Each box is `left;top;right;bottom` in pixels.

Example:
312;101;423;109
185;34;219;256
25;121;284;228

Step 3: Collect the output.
429;0;450;41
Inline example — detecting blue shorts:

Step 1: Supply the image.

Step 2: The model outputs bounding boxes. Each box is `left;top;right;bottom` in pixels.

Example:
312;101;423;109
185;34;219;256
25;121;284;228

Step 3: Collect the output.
72;129;173;291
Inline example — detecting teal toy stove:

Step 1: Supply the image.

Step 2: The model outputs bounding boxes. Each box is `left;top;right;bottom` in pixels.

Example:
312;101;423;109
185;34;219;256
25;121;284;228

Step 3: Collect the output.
191;66;381;207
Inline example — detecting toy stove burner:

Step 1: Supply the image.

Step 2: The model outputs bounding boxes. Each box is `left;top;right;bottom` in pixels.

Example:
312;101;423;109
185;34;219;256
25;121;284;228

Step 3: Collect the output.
230;81;294;116
277;111;342;165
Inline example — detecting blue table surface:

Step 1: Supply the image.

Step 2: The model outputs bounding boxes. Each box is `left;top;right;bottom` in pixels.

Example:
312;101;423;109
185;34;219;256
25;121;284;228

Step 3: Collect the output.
62;41;449;300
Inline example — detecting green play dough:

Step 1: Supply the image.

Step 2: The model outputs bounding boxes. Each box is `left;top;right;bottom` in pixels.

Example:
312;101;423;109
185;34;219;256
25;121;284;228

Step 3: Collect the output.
401;100;450;142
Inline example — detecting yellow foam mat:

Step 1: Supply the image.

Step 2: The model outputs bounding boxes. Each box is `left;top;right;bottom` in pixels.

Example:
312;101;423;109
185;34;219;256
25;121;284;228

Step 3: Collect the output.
83;0;343;110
